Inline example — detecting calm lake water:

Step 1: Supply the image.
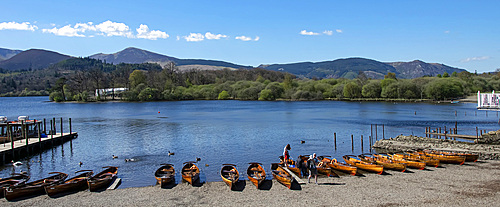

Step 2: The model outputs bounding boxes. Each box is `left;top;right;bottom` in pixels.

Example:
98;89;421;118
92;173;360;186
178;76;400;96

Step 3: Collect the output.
0;97;498;188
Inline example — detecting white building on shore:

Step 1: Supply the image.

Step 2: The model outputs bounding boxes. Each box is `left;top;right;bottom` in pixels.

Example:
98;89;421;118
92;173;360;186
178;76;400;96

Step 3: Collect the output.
477;91;500;110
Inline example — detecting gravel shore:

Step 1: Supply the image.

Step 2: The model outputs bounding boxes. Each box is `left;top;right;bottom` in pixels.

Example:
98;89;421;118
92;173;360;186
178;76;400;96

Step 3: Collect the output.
2;160;499;207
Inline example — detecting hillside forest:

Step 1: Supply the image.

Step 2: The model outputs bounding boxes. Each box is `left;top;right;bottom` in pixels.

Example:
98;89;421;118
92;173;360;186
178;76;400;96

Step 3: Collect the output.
1;57;499;102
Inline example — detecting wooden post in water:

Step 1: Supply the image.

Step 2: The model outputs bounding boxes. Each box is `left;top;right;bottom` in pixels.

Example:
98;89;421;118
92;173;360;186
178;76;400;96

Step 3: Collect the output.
37;122;41;150
476;127;479;140
24;121;29;154
375;124;378;140
43;118;46;134
369;136;372;151
52;117;56;135
439;127;441;139
475;111;477;116
334;133;337;150
486;111;488;117
60;117;63;137
351;135;354;151
19;120;23;144
455;121;458;134
50;119;54;146
69;118;72;135
444;126;447;140
382;124;385;139
455;111;457;116
361;135;364;152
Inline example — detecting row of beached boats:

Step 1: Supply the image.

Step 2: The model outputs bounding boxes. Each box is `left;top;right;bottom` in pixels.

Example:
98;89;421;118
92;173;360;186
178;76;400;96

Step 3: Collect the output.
154;150;478;191
0;166;118;201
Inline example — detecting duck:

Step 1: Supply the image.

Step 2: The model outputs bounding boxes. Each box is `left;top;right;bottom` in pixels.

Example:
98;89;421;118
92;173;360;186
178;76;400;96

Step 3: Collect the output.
205;164;209;167
300;140;305;144
168;151;175;156
112;155;118;159
125;158;136;162
196;157;201;162
79;161;83;166
12;160;22;166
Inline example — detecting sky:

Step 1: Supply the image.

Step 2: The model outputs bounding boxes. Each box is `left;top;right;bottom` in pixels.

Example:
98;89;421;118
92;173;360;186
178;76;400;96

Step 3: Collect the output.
0;0;499;73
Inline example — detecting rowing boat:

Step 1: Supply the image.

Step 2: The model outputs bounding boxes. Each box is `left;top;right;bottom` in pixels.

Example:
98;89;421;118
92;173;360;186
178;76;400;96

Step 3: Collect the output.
271;163;294;189
155;164;175;187
392;153;440;167
5;172;68;201
181;161;200;185
321;157;358;176
0;173;30;198
221;164;239;190
416;151;465;165
45;170;93;197
247;162;266;189
358;154;406;172
343;155;384;174
88;166;118;192
373;154;426;170
425;150;478;162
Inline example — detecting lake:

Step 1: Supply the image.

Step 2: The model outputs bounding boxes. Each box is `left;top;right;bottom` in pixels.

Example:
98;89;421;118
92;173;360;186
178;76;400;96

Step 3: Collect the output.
0;97;497;188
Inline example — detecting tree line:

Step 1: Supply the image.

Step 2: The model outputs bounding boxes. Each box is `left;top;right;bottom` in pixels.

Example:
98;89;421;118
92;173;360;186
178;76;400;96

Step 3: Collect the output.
1;57;500;101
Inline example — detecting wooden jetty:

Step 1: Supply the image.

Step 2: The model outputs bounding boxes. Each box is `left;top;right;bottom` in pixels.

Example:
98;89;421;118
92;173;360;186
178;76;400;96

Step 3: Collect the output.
283;166;306;184
0;117;77;165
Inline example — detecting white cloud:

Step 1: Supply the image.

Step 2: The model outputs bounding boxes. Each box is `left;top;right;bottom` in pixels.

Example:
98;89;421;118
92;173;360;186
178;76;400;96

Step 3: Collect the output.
205;32;227;40
184;33;205;42
0;21;38;31
461;56;490;63
235;35;260;41
323;30;333;35
42;22;95;37
444;30;450;34
136;24;169;40
176;36;180;41
300;30;319;35
43;25;85;37
95;20;133;38
336;29;343;33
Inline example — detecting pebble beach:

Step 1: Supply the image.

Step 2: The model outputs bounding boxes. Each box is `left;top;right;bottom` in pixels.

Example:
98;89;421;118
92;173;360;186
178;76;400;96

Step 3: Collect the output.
2;160;499;207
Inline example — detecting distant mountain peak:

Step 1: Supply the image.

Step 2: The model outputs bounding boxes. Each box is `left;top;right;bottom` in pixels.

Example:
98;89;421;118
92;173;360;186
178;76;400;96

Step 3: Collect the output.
0;48;71;70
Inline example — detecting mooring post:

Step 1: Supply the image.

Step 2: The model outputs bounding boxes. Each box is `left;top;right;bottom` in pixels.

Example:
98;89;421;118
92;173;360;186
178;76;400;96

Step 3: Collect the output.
60;117;63;136
351;134;354;151
382;124;385;139
455;111;457;116
486;111;488;117
43;118;46;134
369;136;372;151
375;124;378;140
476;127;479;139
50;119;54;146
52;117;56;135
361;135;364;152
69;118;72;135
370;124;373;140
439;127;442;138
334;133;337;150
37;122;41;150
24;121;29;154
444;126;447;140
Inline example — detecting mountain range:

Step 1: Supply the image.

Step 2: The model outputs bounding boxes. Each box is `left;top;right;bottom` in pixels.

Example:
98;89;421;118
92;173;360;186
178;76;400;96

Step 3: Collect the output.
0;47;467;79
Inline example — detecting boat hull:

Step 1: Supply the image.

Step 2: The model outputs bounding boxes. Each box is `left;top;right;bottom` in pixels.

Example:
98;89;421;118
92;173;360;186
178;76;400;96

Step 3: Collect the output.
155;164;175;187
88;167;118;192
247;163;266;189
181;162;200;185
343;156;384;174
221;165;239;190
271;163;293;189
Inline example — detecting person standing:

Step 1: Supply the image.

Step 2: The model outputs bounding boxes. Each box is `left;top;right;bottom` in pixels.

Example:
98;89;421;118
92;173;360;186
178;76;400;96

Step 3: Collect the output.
308;153;319;184
283;144;291;166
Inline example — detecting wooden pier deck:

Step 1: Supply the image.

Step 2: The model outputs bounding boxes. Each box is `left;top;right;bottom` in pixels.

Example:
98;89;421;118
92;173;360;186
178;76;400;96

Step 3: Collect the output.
0;132;77;164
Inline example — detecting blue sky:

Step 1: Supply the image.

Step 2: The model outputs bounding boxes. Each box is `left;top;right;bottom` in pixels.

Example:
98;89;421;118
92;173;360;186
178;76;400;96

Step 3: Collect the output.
0;0;499;72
